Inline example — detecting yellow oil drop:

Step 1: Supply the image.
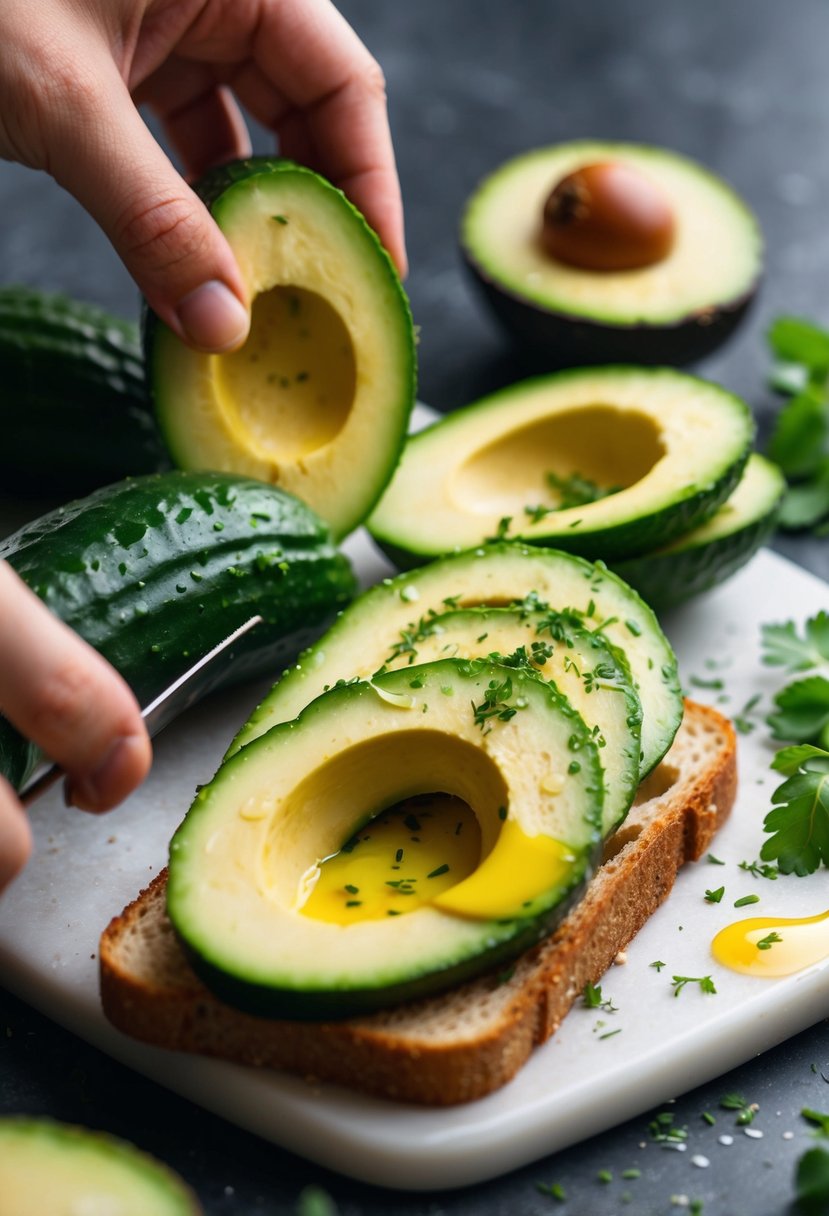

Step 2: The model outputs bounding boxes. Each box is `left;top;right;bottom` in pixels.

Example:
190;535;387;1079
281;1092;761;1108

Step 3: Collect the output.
299;795;481;924
712;908;829;977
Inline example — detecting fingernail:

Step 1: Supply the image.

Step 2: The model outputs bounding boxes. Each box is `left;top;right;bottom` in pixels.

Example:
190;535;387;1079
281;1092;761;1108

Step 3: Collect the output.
174;281;249;352
64;735;147;814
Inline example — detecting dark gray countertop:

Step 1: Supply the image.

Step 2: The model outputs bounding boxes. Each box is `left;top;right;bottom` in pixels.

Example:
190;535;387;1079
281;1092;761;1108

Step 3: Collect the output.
1;1;828;1212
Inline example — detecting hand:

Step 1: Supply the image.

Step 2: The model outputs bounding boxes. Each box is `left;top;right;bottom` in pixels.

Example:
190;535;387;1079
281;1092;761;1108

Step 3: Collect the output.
0;0;406;352
0;562;151;893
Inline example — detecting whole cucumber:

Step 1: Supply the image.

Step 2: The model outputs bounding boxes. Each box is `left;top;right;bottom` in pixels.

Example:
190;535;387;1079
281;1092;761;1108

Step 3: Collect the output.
0;285;167;497
0;471;356;790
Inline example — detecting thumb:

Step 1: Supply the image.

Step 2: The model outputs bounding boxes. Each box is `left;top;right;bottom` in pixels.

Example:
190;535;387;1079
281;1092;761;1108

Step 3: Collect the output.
49;59;250;353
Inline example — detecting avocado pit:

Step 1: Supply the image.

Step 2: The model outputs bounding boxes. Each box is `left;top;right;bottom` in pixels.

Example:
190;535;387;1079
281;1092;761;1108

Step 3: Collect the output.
541;161;676;272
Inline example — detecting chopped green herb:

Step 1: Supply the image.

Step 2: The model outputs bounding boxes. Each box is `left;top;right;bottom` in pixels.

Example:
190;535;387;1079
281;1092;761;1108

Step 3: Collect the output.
272;214;289;224
344;884;359;895
720;1093;757;1125
702;1111;716;1126
427;863;450;879
707;853;726;865
545;469;620;509
649;1111;688;1144
802;1108;829;1138
296;1184;338;1216
472;676;521;731
650;960;666;972
597;1169;613;1184
672;974;717;997
498;805;508;821
599;1027;622;1040
734;693;763;735
691;675;725;690
621;1168;641;1179
734;894;760;907
395;848;403;863
345;900;362;908
536;1180;566;1200
739;859;779;880
704;886;725;904
757;931;783;950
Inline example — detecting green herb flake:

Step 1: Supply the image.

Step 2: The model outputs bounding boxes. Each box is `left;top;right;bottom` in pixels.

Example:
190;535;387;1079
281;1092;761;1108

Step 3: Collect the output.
650;960;666;972
734;894;760;907
272;214;289;224
720;1093;757;1125
344;884;359;895
739;859;779;880
802;1107;829;1137
702;1111;716;1126
296;1184;338;1216
707;853;726;865
704;886;725;904
536;1181;566;1201
671;974;717;997
427;863;450;879
757;931;783;950
597;1169;613;1184
621;1168;641;1179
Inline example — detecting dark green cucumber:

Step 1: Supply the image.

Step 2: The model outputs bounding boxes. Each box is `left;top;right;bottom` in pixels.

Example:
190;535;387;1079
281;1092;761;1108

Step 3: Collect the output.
0;471;356;790
0;286;167;496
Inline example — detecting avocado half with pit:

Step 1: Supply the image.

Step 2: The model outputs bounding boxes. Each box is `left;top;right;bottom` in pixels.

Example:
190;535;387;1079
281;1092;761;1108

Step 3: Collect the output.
0;1118;200;1215
145;158;416;540
461;141;762;366
612;453;785;610
168;658;603;1019
368;365;754;564
228;542;682;782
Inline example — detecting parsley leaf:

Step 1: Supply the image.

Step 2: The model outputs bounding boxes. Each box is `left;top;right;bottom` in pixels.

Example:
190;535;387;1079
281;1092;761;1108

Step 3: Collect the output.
795;1146;829;1212
761;746;829;874
779;457;829;530
545;470;619;509
768;387;828;481
720;1092;757;1125
761;613;829;672
768;316;829;378
803;1108;829;1138
768;675;829;744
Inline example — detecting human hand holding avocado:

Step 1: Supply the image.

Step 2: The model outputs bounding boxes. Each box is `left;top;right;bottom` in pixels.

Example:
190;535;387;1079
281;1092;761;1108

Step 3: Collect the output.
0;0;404;890
0;0;406;351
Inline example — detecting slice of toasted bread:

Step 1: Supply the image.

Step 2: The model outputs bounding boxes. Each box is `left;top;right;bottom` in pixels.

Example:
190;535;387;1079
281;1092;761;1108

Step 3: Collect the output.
99;699;736;1106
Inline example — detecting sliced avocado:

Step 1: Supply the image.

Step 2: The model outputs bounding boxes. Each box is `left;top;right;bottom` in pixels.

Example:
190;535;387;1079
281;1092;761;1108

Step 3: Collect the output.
380;606;641;836
227;543;681;780
145;158;416;540
368;366;753;563
168;658;603;1018
613;453;785;610
0;1118;200;1216
461;141;762;366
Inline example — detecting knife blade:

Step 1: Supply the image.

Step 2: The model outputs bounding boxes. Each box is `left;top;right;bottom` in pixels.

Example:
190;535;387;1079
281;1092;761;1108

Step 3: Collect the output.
19;614;263;807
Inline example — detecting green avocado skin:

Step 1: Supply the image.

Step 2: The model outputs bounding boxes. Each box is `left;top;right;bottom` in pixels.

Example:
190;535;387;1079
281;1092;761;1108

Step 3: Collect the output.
612;498;781;610
463;259;757;369
0;471;356;791
0;286;167;497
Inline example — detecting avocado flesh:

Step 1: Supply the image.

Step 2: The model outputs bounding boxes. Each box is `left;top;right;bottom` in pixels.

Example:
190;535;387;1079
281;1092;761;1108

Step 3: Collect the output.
147;159;416;540
380;606;642;836
368;366;754;563
228;542;681;780
0;1118;198;1216
462;141;762;330
613;453;785;609
168;659;602;1019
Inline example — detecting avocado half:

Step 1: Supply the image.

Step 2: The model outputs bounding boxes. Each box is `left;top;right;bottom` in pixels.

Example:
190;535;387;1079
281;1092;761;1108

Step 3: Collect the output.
368;365;754;564
145;158;416;540
168;658;603;1019
461;141;763;366
0;1118;200;1215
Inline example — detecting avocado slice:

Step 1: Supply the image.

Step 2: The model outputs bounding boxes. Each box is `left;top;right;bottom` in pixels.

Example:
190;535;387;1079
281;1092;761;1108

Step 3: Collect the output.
0;1118;200;1215
168;658;603;1019
145;158;416;540
368;366;753;563
461;141;762;366
380;606;642;836
612;453;785;610
227;542;681;780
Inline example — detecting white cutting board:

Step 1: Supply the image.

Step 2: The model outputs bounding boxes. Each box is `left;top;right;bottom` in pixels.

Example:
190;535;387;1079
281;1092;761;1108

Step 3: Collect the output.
1;510;829;1189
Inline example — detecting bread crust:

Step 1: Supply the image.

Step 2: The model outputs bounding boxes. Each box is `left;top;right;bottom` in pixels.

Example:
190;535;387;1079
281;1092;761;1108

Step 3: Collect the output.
99;700;737;1105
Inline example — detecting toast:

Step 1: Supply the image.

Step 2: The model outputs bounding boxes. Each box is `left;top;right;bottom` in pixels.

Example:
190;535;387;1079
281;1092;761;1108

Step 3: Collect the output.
99;699;737;1106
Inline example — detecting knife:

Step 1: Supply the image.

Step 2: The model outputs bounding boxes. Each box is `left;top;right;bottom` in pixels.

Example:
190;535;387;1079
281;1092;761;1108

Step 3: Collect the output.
19;614;263;807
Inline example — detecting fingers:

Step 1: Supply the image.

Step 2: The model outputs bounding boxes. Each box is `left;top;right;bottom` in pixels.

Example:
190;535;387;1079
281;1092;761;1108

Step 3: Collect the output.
44;52;250;353
0;563;151;814
136;58;252;183
252;0;407;274
0;778;32;894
